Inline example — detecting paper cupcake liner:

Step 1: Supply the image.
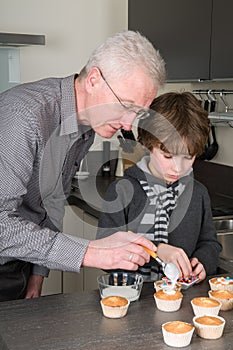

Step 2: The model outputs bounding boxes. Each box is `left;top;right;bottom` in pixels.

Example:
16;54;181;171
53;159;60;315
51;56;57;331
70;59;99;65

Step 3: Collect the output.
191;300;221;316
208;290;233;311
209;279;233;292
100;299;129;318
162;323;194;347
154;295;182;312
193;315;226;339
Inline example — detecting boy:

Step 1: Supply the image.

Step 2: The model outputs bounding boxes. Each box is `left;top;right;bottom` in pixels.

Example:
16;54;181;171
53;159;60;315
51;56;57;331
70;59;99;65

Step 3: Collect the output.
97;92;222;282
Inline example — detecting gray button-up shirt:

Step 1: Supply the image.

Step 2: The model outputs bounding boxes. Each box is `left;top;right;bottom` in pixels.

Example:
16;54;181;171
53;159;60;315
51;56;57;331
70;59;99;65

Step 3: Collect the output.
0;74;95;276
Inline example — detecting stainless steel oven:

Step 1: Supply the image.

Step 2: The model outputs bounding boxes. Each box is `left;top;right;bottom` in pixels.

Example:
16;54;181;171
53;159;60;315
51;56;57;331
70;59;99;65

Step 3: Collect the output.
214;216;233;262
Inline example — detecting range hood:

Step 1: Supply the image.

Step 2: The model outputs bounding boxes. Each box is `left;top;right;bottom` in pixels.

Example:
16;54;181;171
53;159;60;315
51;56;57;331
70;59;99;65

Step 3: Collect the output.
0;32;45;46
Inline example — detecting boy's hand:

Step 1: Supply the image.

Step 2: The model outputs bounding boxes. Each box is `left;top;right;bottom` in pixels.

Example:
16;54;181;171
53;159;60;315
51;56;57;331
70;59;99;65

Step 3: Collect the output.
157;243;192;279
190;257;206;282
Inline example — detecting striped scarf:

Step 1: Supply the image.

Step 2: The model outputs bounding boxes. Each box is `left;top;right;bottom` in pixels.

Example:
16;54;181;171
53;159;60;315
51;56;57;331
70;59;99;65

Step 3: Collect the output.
138;180;185;243
137;179;185;280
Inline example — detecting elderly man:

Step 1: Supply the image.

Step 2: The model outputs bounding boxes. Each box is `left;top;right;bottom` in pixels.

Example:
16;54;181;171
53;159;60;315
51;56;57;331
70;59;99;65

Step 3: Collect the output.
0;30;165;301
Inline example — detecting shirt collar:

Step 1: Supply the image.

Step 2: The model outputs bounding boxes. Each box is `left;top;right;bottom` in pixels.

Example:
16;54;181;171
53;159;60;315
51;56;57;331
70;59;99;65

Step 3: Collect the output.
60;74;79;136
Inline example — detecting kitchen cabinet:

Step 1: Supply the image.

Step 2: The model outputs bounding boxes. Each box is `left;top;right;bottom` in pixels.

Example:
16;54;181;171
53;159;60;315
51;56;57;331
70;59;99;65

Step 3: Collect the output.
128;0;233;81
41;270;62;296
63;205;84;293
63;205;102;293
41;202;103;296
83;212;103;291
42;205;84;296
210;0;233;80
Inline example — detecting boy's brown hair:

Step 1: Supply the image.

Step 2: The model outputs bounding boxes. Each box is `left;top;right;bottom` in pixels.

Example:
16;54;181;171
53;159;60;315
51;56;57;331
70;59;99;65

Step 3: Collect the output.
138;92;210;157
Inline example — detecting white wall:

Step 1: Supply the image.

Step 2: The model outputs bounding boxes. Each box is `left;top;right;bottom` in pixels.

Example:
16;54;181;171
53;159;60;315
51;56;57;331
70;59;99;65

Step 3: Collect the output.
0;0;128;152
1;0;232;166
0;0;127;81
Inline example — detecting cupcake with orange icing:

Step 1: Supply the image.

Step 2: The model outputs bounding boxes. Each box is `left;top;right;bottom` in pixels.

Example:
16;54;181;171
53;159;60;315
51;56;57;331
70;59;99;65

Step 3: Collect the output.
154;289;183;312
100;296;129;318
209;289;233;311
209;276;233;292
193;315;225;339
162;321;194;347
191;297;221;316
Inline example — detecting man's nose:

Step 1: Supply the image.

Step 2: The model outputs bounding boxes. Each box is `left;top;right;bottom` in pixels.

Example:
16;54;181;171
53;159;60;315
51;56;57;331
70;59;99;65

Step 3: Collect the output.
119;114;136;130
119;122;132;131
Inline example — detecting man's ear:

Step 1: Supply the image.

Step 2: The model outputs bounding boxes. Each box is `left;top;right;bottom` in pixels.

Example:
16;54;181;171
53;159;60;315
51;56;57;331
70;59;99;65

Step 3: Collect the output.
85;67;102;92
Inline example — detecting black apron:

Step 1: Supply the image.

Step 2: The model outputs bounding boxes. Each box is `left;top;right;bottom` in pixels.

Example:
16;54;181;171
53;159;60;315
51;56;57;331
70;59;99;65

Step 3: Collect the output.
0;260;31;302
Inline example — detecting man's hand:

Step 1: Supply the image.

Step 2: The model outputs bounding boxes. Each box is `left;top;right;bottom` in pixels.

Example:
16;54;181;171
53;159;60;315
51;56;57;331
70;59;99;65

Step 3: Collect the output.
82;231;156;270
25;275;44;299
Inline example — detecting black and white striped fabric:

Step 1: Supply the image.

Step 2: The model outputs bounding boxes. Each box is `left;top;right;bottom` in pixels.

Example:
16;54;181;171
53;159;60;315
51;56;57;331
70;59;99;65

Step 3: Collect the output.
138;180;185;244
137;179;185;281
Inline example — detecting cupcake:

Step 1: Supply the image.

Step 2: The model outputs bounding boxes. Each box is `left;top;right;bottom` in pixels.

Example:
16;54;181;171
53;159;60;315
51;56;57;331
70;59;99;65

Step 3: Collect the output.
154;278;182;292
193;315;225;339
209;289;233;311
154;289;183;312
162;321;195;347
191;297;222;316
100;296;129;318
209;276;233;292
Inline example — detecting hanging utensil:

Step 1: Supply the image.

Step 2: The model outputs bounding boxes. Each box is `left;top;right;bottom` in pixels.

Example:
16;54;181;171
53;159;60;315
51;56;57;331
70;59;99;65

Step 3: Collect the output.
199;94;210;160
205;93;219;160
117;135;134;153
121;128;136;141
120;128;136;153
199;92;219;160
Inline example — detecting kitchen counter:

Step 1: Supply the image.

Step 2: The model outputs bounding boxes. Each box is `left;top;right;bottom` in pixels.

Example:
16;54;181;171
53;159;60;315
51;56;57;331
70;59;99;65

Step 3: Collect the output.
69;168;233;219
0;275;232;350
68;175;117;218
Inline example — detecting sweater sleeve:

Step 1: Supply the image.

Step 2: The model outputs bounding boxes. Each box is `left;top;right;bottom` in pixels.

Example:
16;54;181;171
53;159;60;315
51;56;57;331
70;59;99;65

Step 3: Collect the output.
191;188;222;276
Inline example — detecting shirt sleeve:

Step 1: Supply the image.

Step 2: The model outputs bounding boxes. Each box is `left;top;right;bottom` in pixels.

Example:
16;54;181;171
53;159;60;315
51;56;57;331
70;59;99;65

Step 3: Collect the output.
0;98;89;272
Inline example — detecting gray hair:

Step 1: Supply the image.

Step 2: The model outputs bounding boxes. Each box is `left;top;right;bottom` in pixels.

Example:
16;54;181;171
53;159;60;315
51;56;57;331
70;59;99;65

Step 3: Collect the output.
80;30;166;89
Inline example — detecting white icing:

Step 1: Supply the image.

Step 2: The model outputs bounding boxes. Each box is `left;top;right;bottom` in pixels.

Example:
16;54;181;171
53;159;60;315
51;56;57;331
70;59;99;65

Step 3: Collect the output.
101;286;139;302
217;277;231;285
163;289;176;295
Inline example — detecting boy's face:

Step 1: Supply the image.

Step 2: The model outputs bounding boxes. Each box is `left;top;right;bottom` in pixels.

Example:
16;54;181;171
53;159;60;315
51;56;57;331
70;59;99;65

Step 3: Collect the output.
149;147;195;183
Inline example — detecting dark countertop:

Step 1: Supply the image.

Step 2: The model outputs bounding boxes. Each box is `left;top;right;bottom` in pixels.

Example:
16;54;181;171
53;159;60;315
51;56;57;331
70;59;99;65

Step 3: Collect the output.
0;275;232;350
69;164;233;219
68;175;117;218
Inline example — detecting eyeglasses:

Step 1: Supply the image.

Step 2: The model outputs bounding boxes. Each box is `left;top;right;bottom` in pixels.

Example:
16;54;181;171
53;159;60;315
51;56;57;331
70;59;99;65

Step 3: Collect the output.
98;68;150;120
